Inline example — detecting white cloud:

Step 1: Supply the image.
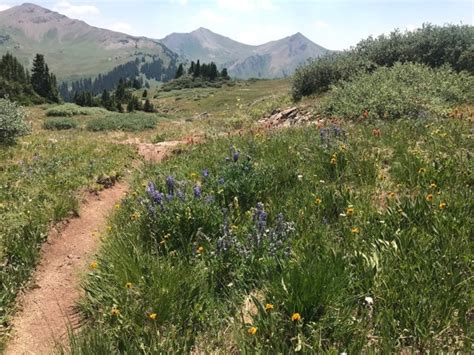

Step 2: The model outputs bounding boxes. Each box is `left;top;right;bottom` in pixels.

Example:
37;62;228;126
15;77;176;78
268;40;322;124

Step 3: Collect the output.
52;1;100;18
217;0;277;12
313;20;330;30
0;4;11;11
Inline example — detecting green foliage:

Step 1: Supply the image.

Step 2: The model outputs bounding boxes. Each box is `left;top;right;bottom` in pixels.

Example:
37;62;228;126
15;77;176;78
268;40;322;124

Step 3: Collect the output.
0;98;30;143
30;54;59;103
43;117;78;130
45;103;107;117
67;119;472;353
293;24;474;100
161;75;230;92
323;63;474;120
86;113;159;132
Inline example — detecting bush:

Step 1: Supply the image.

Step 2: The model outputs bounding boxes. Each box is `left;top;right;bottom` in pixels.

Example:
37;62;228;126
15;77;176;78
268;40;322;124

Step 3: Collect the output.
292;53;376;100
45;104;107;117
292;24;474;100
323;63;474;120
86;113;159;132
0;98;30;143
43;117;78;130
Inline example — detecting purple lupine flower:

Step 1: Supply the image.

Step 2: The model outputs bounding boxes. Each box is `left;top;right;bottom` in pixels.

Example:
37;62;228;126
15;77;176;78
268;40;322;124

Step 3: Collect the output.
166;194;174;201
218;177;225;185
233;151;240;162
166;176;175;196
193;185;202;199
202;168;210;178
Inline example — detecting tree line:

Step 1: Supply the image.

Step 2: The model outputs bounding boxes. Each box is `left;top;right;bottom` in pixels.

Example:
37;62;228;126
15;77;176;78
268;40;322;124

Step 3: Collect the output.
0;53;59;104
175;60;230;81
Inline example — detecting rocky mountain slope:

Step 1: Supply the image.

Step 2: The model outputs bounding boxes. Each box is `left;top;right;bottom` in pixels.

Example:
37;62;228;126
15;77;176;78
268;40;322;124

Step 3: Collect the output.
0;3;177;80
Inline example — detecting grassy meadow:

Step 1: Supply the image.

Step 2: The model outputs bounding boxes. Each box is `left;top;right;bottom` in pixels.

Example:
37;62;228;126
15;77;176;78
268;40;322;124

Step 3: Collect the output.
64;117;472;353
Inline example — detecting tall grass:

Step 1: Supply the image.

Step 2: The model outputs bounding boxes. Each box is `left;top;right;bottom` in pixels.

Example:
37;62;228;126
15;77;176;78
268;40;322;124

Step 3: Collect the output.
67;118;472;353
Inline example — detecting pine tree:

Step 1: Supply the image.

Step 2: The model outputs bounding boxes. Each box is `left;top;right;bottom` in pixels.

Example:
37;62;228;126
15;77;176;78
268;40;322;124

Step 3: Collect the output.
221;68;230;80
142;89;148;98
175;64;184;79
188;61;195;75
30;54;59;102
143;99;154;112
194;60;201;77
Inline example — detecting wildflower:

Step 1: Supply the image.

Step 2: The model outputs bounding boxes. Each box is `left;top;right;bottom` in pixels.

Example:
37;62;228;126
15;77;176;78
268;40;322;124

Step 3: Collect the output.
114;203;121;210
166;176;175;196
130;212;140;221
363;110;369;119
106;225;112;232
346;207;354;217
233;151;240;162
218;177;225;185
148;313;157;320
364;296;374;306
291;313;301;322
89;261;98;270
439;202;447;209
190;172;198;180
330;157;337;165
247;326;257;335
378;174;385;181
193;185;202;199
372;128;381;137
388;192;396;199
351;227;360;234
265;303;274;312
297;174;303;181
202;168;210;178
418;168;426;174
125;282;133;289
426;194;433;202
197;246;204;254
430;182;437;189
111;307;120;316
315;197;322;205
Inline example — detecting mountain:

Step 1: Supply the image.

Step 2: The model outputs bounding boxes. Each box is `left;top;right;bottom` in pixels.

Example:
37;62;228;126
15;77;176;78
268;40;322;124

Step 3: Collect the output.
161;28;330;79
0;3;177;80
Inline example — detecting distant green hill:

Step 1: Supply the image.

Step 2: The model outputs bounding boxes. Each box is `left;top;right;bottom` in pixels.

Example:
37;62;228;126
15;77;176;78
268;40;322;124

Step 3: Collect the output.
0;3;178;81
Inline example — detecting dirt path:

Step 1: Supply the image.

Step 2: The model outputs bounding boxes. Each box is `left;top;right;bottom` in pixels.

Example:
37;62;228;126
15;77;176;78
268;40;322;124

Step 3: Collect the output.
5;140;188;355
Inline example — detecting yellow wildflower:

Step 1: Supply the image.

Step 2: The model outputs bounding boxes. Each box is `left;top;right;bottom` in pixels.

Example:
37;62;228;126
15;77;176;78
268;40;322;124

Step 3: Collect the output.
439;202;447;209
247;326;257;335
346;207;354;217
125;282;133;289
418;168;426;174
111;307;120;317
314;197;322;205
430;182;437;189
114;203;121;210
89;261;98;270
351;227;360;234
197;246;204;254
426;194;433;202
265;303;274;312
131;212;141;221
330;157;337;165
291;313;301;322
388;192;396;199
148;312;157;320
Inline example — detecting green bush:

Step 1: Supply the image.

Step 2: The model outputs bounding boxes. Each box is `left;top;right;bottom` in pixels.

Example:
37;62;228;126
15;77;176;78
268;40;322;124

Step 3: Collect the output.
43;117;78;130
45;104;107;117
0;98;30;143
86;113;159;132
292;24;474;100
323;63;474;120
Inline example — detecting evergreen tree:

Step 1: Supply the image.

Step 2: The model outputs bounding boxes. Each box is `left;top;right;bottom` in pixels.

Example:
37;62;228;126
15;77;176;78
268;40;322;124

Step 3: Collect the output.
175;63;184;79
221;68;230;80
142;89;148;98
143;99;155;112
30;54;59;102
194;60;201;77
117;101;124;113
188;61;195;75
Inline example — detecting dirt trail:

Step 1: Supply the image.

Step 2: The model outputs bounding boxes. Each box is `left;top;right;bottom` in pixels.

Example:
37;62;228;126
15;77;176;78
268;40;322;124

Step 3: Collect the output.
5;140;188;355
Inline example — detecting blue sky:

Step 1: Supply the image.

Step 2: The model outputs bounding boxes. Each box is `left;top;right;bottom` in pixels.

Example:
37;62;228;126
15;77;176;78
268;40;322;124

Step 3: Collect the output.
0;0;472;49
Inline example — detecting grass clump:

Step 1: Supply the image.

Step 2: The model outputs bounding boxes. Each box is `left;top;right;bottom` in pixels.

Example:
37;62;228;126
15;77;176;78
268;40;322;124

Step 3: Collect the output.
67;117;472;353
45;103;107;117
43;117;78;130
0;98;30;143
323;62;474;120
86;113;159;132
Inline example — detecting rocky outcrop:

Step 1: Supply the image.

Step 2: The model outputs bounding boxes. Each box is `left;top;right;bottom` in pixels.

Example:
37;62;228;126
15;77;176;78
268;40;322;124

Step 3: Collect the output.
259;106;314;127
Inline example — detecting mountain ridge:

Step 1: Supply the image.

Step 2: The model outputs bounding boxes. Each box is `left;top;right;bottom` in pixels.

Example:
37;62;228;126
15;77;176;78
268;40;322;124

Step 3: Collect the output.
0;3;330;80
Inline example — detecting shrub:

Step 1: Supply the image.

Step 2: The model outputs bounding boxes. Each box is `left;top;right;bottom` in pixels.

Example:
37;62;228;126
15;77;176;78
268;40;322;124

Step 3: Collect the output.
86;113;159;132
292;24;474;100
43;117;78;130
323;62;474;120
45;104;107;117
0;98;30;143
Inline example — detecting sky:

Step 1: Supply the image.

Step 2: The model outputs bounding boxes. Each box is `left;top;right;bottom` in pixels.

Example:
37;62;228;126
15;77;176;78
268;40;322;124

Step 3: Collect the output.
0;0;472;50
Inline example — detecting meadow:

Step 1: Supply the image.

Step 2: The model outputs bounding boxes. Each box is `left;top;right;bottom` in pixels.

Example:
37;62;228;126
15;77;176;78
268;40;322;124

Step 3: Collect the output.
64;116;472;353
